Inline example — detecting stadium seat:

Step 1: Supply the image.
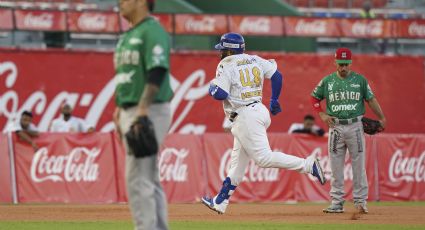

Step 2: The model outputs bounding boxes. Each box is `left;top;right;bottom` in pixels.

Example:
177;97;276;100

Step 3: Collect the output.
332;0;348;8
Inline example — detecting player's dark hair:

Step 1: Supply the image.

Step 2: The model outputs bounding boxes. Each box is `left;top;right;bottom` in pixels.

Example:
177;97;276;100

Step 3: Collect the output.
22;110;33;118
304;114;315;121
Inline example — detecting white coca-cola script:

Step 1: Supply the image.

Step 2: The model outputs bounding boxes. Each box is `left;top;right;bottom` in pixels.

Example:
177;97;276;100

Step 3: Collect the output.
30;147;100;183
389;149;425;183
239;18;270;34
77;14;107;31
185;16;216;32
158;148;189;182
408;22;425;37
0;61;210;134
24;13;54;29
351;21;383;37
294;20;327;35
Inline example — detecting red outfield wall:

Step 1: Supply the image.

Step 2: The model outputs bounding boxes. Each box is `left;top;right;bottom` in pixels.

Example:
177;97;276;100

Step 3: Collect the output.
0;49;424;134
1;133;424;203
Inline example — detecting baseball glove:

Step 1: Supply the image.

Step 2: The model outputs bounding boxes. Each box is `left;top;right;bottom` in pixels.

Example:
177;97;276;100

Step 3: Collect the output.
361;117;384;135
125;116;158;158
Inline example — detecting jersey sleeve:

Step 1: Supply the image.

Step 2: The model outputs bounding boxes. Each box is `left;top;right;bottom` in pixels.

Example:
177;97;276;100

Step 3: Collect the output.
364;79;375;100
258;57;278;79
142;24;170;71
211;63;230;93
311;79;325;100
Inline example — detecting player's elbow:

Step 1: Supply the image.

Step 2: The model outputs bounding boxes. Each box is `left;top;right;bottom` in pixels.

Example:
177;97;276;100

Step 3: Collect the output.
209;84;228;100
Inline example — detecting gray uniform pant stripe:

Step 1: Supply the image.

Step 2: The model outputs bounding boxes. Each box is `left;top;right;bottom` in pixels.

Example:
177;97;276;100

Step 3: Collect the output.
119;103;171;230
328;122;368;206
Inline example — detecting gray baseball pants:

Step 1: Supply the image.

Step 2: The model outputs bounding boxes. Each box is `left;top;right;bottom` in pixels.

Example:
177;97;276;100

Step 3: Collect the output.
119;103;171;230
328;120;368;207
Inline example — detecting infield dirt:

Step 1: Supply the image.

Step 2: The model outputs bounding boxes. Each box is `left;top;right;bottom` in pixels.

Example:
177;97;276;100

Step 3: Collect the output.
0;203;424;225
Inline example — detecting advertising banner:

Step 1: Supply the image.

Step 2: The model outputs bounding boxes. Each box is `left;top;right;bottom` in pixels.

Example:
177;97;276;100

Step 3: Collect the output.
15;10;66;31
0;8;14;30
283;17;339;37
375;134;425;201
175;14;227;35
229;16;283;36
67;11;120;33
13;133;118;203
0;133;12;202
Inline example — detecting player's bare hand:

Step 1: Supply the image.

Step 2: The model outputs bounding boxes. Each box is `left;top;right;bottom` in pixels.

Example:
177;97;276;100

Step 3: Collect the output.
319;112;336;128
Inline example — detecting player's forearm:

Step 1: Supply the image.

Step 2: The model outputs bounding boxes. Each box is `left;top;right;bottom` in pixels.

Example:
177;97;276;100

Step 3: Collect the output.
367;97;386;120
270;71;282;100
27;130;39;137
137;83;159;116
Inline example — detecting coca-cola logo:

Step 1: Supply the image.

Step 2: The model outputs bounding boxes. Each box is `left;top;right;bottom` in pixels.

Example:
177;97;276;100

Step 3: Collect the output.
158;148;189;182
294;19;327;35
77;14;107;31
408;22;425;37
219;149;279;182
239;18;270;33
351;21;383;36
185;16;216;32
30;147;100;183
23;13;54;29
389;150;425;183
0;61;210;134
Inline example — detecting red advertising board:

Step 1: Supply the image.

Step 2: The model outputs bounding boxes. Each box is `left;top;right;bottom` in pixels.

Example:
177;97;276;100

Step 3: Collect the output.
0;8;14;30
159;134;207;202
375;134;425;201
0;133;12;202
14;10;66;31
339;19;396;38
13;133;118;203
175;14;227;35
0;50;424;135
398;19;425;38
67;11;120;33
283;17;339;37
229;15;283;36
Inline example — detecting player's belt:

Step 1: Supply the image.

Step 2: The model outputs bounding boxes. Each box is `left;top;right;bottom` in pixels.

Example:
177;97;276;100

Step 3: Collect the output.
334;116;362;125
229;101;260;122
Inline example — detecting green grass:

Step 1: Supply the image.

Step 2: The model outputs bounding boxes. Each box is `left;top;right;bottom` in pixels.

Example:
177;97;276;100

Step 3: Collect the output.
0;221;424;230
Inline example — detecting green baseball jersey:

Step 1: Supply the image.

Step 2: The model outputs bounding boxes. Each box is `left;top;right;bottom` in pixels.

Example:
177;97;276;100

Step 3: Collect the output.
114;16;173;107
311;71;374;119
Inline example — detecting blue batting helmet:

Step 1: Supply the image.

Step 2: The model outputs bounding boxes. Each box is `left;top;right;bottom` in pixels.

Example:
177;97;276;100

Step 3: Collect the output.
214;32;245;54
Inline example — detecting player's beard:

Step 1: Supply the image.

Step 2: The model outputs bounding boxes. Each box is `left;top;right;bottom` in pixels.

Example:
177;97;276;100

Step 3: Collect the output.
63;113;71;121
338;70;349;78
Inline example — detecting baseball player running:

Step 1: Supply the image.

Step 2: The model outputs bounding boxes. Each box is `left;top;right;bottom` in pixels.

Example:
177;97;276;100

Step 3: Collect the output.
201;33;326;214
311;48;386;214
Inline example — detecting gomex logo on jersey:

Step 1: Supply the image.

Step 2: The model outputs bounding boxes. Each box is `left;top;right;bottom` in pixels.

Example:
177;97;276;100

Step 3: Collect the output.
158;148;189;182
389;149;425;183
30;147;100;183
219;149;279;182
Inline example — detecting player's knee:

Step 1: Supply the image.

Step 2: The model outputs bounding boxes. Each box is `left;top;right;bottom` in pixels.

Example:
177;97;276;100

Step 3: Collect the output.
253;154;272;168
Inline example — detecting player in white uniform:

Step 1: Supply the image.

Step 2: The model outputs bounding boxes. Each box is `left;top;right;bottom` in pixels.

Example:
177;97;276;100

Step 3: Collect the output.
201;33;327;214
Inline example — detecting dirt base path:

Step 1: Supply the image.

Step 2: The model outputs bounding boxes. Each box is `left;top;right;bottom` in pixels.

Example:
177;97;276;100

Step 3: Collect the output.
1;203;424;225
